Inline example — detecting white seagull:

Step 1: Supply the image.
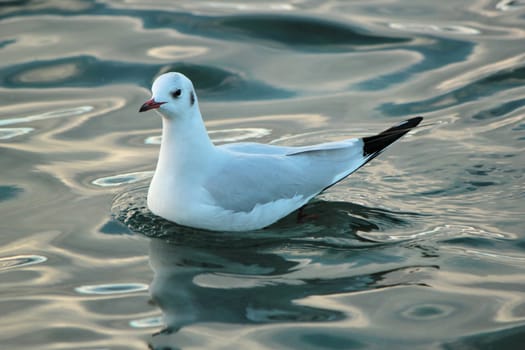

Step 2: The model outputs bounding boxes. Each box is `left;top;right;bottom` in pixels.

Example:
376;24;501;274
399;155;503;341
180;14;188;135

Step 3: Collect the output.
139;72;422;232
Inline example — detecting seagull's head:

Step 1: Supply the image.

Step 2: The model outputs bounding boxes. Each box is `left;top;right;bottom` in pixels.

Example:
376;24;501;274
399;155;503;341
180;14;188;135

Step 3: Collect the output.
139;72;198;118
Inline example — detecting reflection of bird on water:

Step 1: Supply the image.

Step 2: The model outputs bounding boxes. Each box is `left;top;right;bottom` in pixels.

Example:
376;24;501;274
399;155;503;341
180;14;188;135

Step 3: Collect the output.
144;202;436;348
148;237;343;335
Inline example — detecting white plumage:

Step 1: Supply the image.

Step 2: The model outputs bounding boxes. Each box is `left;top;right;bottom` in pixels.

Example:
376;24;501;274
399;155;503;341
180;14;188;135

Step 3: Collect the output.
139;72;422;232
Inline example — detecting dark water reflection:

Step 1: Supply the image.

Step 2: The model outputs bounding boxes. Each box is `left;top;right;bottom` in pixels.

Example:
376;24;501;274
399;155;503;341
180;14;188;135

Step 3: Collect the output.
146;237;436;348
114;192;438;348
1;0;525;349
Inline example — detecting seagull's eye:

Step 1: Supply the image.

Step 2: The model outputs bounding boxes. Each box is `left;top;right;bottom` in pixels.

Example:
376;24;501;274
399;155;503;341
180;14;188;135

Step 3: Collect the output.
171;89;182;98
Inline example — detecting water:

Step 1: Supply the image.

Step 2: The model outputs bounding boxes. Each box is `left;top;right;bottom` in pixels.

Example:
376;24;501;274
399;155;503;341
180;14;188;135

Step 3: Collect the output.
1;0;524;349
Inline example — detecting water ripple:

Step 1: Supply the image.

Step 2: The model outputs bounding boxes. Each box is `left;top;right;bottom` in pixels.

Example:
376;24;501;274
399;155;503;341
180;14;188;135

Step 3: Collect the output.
400;303;456;320
496;0;525;11
0;127;33;139
358;36;474;91
382;63;525;116
129;316;163;329
0;56;293;99
216;14;410;50
146;45;208;59
0;185;23;202
75;283;148;295
140;12;409;52
0;38;15;49
92;171;153;188
389;23;480;35
0;255;47;272
0;106;94;126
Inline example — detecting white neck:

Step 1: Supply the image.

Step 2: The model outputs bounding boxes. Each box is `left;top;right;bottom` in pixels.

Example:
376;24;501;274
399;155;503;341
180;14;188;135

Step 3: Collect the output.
147;109;216;221
155;109;215;176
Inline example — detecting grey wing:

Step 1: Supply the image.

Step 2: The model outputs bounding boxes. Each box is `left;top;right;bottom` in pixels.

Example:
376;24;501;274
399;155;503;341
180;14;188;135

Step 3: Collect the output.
207;116;423;213
207;139;366;213
219;139;359;155
219;142;293;155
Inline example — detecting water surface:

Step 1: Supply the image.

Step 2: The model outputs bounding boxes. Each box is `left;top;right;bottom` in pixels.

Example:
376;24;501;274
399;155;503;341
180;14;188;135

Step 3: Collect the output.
1;1;524;349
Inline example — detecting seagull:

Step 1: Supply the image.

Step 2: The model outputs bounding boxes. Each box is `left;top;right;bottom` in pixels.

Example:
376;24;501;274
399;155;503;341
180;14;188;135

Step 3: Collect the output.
139;72;422;232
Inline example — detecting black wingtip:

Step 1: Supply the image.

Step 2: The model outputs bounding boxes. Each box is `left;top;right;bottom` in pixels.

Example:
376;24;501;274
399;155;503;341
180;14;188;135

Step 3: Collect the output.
362;116;423;158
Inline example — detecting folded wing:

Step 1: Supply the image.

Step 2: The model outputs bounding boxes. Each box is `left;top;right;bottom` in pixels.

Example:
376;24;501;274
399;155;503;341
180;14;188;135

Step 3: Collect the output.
207;117;422;214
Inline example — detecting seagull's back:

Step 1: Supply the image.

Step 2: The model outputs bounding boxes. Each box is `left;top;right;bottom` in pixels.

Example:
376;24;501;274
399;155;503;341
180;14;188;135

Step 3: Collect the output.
209;139;365;212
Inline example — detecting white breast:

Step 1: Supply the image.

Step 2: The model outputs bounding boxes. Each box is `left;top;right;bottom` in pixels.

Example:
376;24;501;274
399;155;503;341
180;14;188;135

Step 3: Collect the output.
148;176;308;231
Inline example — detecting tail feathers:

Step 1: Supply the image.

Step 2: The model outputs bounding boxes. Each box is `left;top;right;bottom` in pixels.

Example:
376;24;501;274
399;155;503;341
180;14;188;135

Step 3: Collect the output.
362;116;423;159
317;116;422;194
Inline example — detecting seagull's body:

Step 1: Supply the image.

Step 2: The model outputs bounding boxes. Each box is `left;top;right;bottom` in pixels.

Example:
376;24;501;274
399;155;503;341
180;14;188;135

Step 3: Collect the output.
140;72;422;232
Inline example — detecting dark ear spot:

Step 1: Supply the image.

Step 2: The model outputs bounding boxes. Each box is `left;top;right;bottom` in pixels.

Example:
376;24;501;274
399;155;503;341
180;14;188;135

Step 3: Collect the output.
190;91;195;106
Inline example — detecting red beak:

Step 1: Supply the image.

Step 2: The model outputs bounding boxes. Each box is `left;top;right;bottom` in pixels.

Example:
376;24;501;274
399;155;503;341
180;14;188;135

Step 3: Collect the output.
139;98;166;112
